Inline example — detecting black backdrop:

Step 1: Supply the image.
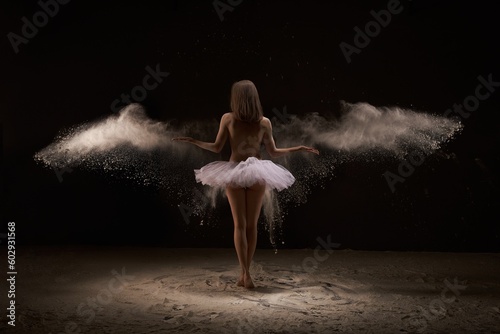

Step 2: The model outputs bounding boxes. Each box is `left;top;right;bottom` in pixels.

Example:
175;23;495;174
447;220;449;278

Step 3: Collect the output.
1;0;499;251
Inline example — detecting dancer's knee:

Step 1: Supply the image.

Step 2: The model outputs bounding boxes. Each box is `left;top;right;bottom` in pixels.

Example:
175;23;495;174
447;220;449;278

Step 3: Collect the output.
246;225;257;236
234;218;247;231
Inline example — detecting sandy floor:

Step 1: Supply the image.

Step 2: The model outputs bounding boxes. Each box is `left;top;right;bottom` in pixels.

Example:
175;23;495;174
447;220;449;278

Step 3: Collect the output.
2;246;499;333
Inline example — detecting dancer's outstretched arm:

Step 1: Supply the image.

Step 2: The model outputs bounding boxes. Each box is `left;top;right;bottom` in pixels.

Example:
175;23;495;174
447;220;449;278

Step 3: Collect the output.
172;113;229;153
263;118;319;157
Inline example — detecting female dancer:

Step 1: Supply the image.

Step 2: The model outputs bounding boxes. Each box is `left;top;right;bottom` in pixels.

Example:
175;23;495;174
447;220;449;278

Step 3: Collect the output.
172;80;319;288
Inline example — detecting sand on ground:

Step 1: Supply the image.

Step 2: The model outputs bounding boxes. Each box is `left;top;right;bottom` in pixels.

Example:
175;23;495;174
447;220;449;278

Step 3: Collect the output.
1;246;500;333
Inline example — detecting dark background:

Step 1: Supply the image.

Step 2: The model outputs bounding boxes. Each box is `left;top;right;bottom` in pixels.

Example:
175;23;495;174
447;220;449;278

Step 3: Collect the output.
1;0;499;251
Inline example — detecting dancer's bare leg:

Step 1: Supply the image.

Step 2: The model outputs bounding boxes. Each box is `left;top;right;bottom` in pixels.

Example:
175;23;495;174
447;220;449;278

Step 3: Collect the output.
226;186;248;287
244;182;266;288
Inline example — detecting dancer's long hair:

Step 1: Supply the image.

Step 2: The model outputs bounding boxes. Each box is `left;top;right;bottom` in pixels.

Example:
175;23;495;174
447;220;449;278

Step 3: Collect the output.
230;80;263;123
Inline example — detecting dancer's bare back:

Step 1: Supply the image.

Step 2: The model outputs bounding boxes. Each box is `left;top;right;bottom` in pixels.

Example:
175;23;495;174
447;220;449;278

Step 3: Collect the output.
224;112;266;162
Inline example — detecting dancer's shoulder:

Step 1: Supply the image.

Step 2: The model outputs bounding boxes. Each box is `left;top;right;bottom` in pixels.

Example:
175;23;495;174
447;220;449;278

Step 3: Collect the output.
261;116;271;127
221;112;232;122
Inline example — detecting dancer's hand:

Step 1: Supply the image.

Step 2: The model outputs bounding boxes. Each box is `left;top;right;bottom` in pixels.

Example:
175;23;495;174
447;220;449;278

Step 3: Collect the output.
300;146;319;155
171;137;194;143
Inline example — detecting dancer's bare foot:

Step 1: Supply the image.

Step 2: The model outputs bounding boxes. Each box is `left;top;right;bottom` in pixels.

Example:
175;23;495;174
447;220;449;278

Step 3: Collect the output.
244;274;255;289
237;274;244;287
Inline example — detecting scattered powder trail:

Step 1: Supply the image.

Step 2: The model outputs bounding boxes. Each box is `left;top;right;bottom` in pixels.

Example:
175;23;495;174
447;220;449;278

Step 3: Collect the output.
34;102;463;248
274;101;462;154
36;104;176;170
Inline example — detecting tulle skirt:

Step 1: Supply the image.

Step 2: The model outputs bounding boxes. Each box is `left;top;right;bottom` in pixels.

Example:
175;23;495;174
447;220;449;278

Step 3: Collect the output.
194;157;295;191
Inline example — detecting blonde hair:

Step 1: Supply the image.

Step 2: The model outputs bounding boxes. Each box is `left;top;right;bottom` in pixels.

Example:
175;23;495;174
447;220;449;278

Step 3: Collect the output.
230;80;263;122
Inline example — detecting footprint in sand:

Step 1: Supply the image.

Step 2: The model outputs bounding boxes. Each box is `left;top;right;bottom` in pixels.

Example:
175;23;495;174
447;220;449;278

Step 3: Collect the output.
320;281;358;294
258;299;271;307
274;277;296;288
153;274;170;281
321;285;355;305
172;304;188;311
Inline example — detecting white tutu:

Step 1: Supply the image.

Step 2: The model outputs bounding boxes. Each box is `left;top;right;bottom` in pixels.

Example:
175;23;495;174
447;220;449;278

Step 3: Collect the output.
194;157;295;191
